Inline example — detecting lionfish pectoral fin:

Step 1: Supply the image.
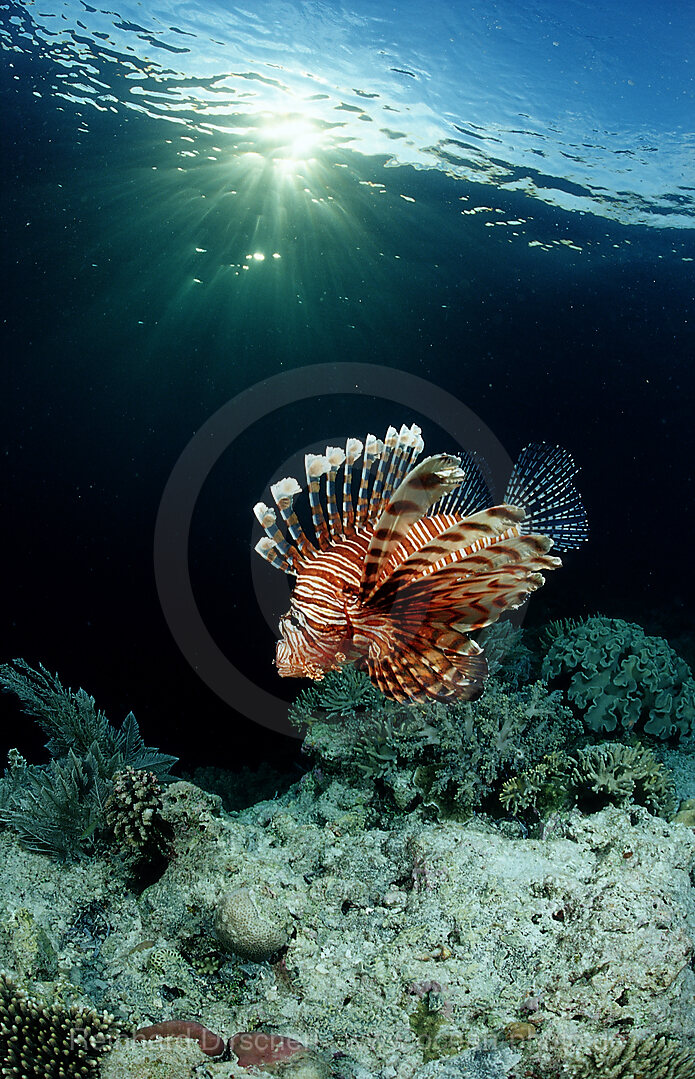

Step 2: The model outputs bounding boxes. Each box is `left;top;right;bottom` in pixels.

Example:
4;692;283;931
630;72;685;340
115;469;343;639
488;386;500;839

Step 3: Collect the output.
366;629;488;703
360;454;465;602
369;505;530;598
360;520;564;702
382;560;553;634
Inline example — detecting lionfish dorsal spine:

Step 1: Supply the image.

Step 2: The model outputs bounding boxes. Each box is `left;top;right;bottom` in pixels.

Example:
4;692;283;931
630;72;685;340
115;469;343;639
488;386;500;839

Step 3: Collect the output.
304;454;331;549
382;423;421;506
404;423;425;472
341;437;363;531
357;423;424;531
254;536;292;572
369;425;399;518
269;477;315;561
355;434;381;529
253;501;297;573
504;442;588;551
324;446;346;538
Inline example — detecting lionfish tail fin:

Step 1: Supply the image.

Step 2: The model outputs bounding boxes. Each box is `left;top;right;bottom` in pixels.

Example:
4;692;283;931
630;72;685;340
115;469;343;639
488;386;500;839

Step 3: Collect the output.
504;442;588;551
360;453;466;601
367;624;488;703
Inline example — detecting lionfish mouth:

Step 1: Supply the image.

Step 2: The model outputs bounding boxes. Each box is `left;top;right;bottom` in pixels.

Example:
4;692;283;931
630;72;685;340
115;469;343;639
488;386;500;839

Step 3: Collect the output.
276;641;330;680
275;642;307;678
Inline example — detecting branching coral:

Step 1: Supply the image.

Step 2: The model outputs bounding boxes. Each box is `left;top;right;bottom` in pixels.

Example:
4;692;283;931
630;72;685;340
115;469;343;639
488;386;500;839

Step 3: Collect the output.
564;1032;695;1079
570;742;677;817
499;751;573;818
0;971;117;1077
103;766;172;880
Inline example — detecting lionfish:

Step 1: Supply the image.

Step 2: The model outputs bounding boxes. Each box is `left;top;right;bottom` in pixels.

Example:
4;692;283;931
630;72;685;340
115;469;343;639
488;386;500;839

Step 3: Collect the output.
253;424;587;703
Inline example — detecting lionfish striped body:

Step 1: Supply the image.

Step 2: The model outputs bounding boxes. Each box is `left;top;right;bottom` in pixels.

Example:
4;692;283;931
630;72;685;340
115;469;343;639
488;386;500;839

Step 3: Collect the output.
254;424;587;703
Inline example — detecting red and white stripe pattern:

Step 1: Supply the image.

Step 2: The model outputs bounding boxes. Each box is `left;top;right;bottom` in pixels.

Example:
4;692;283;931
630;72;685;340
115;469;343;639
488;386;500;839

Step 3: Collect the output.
253;425;587;702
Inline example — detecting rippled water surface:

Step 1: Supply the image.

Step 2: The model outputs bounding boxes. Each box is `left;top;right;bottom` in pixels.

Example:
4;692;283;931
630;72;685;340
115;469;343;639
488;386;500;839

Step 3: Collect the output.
4;0;695;226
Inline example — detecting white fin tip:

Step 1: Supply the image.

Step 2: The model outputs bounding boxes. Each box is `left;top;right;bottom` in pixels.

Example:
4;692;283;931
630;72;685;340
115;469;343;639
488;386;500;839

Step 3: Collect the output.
325;446;346;468
271;476;302;504
345;437;363;461
253;502;277;528
305;453;330;478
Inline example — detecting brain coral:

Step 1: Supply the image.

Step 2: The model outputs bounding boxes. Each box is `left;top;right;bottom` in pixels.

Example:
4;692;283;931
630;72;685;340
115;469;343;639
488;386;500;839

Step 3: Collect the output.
214;886;288;961
542;617;695;739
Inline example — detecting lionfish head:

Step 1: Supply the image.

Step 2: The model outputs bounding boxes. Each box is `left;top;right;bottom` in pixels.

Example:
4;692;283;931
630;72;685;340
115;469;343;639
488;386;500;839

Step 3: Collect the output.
274;605;336;679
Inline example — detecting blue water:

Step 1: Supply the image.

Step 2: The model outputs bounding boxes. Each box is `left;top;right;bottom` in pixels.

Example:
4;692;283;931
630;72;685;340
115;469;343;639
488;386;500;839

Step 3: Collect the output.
1;0;694;764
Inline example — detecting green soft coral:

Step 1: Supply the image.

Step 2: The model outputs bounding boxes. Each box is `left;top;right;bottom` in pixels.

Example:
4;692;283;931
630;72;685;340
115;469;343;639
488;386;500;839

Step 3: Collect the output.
542;617;695;739
291;668;582;819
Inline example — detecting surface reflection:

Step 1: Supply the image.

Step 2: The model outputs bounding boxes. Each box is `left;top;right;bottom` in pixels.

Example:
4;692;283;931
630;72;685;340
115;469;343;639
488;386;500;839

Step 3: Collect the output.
2;0;693;227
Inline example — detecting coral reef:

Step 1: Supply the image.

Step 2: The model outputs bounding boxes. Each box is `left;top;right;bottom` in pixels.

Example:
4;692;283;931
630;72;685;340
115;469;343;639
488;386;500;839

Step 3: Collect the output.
2;777;695;1078
0;970;116;1077
542;617;695;739
3;630;695;1078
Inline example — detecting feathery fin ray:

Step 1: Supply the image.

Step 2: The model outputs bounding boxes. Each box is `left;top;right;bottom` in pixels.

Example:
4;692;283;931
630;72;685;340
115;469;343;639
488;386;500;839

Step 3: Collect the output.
505;442;588;551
